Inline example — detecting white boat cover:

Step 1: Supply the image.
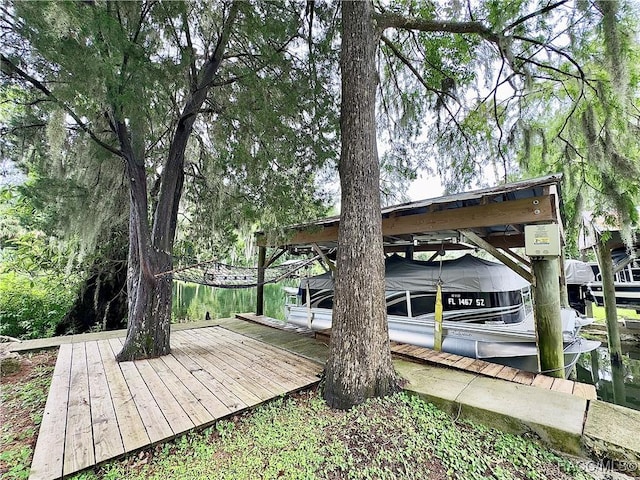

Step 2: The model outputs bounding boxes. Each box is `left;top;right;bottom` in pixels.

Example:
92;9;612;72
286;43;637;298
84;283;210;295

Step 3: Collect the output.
300;254;530;293
564;259;595;284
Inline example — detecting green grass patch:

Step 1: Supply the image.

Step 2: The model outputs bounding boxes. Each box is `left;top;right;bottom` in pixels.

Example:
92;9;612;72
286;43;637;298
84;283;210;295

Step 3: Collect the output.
0;352;55;480
591;304;640;322
73;391;590;480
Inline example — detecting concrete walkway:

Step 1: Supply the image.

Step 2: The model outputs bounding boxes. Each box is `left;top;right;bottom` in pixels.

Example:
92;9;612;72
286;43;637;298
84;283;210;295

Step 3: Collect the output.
7;316;640;472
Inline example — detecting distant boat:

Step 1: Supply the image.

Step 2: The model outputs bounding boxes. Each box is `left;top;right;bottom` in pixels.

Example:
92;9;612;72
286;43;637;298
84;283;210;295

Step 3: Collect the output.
285;254;599;375
582;247;640;312
565;259;596;314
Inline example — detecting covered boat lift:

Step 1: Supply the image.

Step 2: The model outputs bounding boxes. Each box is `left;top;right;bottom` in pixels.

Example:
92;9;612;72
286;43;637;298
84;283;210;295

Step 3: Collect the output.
256;173;570;377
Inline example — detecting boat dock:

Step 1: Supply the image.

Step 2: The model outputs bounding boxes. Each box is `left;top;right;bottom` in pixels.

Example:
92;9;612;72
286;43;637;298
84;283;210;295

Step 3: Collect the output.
235;313;638;463
8;314;639;478
238;313;596;400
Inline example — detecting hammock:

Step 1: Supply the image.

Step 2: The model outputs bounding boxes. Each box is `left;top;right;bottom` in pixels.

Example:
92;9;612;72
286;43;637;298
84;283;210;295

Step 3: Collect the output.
157;255;319;288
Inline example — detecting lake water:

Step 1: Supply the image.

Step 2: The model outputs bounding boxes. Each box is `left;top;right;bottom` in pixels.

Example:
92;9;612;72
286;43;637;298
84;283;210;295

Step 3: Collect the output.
172;280;295;322
173;281;640;411
574;343;640;411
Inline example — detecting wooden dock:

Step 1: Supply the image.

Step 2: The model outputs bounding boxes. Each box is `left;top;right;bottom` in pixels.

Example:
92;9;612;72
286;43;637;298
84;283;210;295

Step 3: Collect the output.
311;326;597;400
29;326;322;480
388;342;596;400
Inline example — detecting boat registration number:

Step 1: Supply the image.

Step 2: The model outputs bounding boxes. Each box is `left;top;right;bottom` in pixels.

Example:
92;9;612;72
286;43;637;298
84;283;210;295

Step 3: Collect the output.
445;293;486;308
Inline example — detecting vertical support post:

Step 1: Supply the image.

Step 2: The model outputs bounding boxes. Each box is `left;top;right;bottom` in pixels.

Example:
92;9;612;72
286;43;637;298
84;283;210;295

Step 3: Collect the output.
585;300;594;318
611;361;626;405
558;256;569;308
590;349;600;383
532;257;565;378
256;246;266;316
596;240;623;364
405;245;414;260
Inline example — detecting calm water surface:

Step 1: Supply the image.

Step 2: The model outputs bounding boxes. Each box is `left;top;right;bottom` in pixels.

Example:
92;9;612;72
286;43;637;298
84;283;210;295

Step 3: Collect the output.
172;281;640;411
576;343;640;411
172;281;294;322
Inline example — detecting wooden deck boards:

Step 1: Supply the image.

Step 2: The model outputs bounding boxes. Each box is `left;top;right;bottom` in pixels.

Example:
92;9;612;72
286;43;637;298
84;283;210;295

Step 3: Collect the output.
388;342;597;400
29;326;322;480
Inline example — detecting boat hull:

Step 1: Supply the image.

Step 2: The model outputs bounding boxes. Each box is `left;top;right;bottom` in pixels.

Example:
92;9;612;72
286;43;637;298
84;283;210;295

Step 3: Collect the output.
584;282;640;311
285;304;600;376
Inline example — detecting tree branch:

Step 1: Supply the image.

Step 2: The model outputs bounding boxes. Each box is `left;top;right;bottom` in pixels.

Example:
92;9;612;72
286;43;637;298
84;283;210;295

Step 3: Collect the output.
376;13;501;44
380;35;450;100
1;54;123;158
380;35;472;147
502;0;569;33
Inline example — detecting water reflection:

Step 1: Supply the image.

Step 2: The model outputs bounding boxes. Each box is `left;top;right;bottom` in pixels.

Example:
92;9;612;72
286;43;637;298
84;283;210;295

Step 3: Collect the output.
172;281;293;322
576;343;640;411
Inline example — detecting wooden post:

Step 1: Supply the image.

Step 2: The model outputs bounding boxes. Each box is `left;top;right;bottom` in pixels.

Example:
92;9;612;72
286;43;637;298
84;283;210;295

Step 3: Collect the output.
590;350;600;383
596;240;623;364
405;245;414;260
611;360;626;405
558;256;569;308
585;300;594;318
532;257;565;378
256;246;266;316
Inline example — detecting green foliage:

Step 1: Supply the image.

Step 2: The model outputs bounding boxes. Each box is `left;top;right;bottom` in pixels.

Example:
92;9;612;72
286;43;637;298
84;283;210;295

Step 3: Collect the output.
371;0;640;250
3;0;338;266
0;271;76;339
71;391;590;480
0;447;31;480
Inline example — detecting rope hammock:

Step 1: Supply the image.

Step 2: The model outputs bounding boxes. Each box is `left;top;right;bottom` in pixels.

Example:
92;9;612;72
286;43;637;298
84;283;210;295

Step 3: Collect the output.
156;255;319;289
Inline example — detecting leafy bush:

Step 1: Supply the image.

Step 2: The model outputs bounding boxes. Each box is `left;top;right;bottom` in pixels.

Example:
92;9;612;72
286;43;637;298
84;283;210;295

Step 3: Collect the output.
0;272;75;339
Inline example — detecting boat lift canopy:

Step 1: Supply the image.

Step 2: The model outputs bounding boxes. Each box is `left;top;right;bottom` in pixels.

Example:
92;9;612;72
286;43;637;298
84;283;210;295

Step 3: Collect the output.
255;173;571;378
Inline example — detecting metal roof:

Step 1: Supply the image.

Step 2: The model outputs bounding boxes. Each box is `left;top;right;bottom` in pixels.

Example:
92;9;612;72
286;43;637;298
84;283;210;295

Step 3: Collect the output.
259;173;564;253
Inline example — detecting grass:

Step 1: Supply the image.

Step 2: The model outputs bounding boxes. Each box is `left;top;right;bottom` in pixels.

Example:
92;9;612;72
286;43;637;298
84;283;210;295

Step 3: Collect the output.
69;390;590;480
0;351;56;480
591;304;640;323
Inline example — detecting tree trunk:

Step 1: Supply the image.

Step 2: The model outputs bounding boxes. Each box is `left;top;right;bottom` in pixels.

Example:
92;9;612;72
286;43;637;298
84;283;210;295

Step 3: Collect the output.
117;155;173;361
324;0;399;409
115;4;239;362
56;257;128;335
596;239;623;364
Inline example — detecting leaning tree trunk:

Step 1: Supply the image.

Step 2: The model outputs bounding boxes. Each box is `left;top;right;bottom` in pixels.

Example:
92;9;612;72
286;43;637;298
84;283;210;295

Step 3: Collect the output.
116;150;174;361
115;3;239;362
324;0;399;409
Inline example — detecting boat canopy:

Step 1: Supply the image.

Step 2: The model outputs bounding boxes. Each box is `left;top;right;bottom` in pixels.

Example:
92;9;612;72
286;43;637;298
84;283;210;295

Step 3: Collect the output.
564;259;595;285
300;254;530;293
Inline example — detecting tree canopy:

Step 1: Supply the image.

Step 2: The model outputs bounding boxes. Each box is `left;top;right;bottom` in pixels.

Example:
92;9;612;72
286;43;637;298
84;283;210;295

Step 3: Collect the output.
372;0;639;247
1;0;338;359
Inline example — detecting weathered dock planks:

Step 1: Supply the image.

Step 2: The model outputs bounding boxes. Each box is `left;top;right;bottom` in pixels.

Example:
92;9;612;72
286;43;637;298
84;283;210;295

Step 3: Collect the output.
388;340;597;400
312;325;596;401
29;326;323;480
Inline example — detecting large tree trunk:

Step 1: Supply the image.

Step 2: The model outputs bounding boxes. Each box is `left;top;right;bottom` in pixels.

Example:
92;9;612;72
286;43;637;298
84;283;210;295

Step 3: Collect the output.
324;0;399;409
116;149;174;361
116;3;239;362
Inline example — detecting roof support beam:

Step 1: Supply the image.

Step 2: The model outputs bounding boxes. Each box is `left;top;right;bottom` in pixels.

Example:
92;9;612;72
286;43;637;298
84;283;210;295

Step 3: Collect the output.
311;243;336;272
460;229;534;284
265;195;556;247
502;247;531;268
